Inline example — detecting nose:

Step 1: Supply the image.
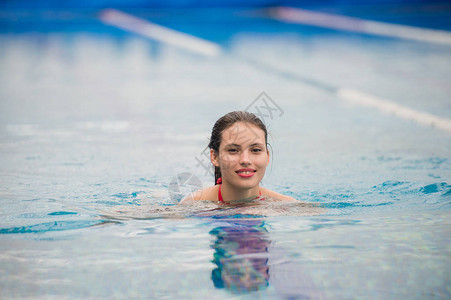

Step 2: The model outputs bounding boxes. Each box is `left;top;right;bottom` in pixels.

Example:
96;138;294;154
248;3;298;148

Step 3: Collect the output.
239;150;251;166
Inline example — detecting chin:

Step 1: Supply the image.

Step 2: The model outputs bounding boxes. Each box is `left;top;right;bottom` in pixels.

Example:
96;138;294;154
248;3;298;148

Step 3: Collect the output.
234;178;261;189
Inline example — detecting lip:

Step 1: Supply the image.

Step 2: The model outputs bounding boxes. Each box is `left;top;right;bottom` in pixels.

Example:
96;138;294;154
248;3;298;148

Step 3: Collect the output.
236;168;256;178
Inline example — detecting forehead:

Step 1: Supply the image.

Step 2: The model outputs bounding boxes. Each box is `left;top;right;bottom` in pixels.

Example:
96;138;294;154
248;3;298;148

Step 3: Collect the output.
220;122;265;146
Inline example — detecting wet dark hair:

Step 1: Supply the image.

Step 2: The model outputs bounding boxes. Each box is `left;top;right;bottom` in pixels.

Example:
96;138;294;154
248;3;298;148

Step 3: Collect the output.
208;111;268;185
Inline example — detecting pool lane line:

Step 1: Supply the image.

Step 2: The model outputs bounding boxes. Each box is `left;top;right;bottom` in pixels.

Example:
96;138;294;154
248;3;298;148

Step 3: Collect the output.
269;6;451;46
242;57;451;134
99;9;222;57
337;89;451;134
98;9;451;135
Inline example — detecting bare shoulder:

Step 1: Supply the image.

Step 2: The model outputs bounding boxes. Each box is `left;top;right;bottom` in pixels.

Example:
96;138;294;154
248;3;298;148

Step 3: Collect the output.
260;187;297;202
179;185;218;204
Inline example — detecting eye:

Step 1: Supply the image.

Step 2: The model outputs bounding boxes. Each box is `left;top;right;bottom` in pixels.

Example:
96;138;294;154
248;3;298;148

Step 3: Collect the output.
228;148;238;153
251;148;262;153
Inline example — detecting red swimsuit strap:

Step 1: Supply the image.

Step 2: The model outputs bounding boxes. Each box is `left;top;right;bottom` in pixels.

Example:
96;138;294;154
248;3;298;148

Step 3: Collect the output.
218;184;261;203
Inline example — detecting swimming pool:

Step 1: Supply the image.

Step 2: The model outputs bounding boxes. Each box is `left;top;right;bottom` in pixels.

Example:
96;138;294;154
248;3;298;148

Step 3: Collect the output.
1;2;450;299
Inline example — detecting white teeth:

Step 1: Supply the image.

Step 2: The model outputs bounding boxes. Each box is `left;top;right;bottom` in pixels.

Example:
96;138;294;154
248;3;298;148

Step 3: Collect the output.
238;171;253;174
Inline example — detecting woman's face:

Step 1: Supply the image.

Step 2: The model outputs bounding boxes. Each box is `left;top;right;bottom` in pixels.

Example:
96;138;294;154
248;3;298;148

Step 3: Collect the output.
211;122;269;190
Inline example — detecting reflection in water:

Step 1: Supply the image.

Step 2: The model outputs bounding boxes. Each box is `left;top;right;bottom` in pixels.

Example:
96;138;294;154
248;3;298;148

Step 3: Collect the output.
209;219;326;299
210;220;269;293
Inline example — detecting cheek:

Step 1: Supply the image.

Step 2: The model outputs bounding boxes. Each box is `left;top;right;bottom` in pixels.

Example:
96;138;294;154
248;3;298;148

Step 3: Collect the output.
219;153;239;168
256;155;269;167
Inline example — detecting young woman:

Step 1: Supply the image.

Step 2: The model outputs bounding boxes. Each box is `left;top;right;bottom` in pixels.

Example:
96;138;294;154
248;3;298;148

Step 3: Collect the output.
180;111;296;204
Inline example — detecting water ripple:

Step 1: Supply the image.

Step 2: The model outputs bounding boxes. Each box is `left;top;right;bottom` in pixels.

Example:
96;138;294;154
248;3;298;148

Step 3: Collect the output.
0;220;110;234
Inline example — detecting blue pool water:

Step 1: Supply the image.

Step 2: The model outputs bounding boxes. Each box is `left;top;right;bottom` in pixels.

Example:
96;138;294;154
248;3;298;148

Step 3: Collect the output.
1;2;451;299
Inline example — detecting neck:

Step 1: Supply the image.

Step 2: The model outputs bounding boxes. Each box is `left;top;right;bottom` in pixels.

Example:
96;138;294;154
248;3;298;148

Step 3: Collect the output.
220;182;260;203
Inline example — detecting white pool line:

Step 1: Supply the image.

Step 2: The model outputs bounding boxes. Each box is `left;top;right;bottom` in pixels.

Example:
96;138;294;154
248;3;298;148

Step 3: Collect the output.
338;89;451;134
99;9;222;57
270;6;451;46
98;9;451;135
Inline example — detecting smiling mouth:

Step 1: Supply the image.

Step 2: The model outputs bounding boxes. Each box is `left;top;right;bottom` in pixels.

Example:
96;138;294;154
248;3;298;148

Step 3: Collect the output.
236;169;256;177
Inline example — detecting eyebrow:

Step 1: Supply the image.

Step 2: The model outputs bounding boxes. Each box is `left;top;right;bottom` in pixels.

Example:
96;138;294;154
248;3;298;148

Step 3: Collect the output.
224;143;265;148
224;143;241;148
